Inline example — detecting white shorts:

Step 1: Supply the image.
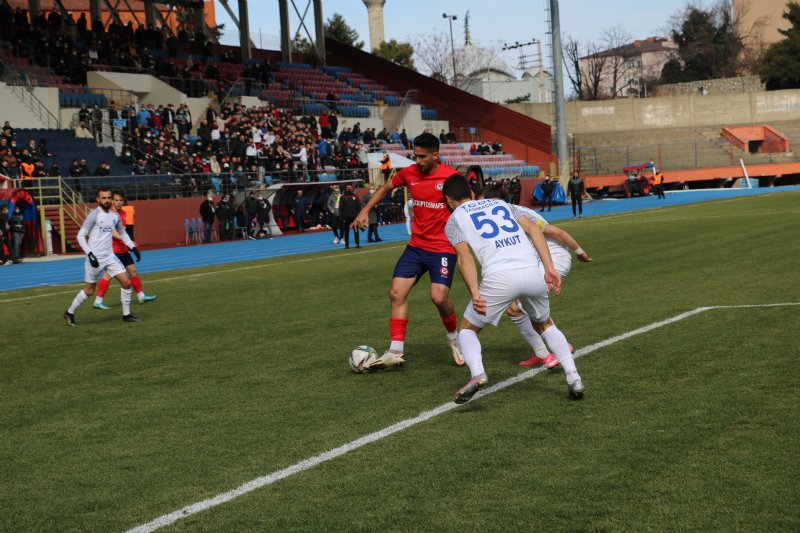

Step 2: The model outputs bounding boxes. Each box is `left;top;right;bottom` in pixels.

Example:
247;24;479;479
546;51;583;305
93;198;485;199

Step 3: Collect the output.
463;266;550;328
84;255;126;283
540;244;572;278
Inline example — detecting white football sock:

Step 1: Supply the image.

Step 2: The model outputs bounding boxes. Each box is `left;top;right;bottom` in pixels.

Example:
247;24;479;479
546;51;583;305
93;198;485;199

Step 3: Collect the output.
446;330;458;342
94;295;104;304
542;325;579;385
510;313;549;357
68;290;88;313
458;329;485;378
389;340;404;353
136;291;145;303
121;287;132;316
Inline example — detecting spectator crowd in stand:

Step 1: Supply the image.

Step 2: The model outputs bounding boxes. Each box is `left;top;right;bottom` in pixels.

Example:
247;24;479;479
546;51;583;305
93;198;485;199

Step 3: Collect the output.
115;100;369;195
0;4;219;88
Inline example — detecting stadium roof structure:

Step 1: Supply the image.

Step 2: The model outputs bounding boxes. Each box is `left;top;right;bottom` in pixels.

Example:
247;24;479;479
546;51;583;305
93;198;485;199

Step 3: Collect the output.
9;0;161;9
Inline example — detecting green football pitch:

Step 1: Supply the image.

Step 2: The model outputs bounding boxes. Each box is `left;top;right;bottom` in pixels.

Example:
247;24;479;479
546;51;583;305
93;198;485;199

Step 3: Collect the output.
2;191;799;531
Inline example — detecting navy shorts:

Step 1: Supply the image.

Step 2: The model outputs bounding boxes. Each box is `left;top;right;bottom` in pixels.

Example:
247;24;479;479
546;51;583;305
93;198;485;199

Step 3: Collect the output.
392;245;457;287
115;252;135;267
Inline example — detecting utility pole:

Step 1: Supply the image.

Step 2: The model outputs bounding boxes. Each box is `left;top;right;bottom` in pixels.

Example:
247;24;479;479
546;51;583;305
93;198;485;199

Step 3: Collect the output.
550;0;569;180
443;13;458;87
502;39;545;103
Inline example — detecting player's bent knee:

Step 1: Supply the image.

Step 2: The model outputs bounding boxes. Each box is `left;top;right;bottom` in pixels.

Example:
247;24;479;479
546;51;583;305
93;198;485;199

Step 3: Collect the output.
533;317;554;334
389;287;406;304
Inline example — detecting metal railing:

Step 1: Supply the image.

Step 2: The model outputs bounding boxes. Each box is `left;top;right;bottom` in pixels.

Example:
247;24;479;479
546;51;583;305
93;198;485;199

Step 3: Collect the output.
42;167;370;202
2;69;61;129
17;176;90;254
383;89;418;133
574;137;800;175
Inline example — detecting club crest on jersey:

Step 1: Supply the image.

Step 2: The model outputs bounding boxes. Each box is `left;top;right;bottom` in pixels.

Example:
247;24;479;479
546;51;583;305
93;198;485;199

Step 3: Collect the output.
436;183;444;190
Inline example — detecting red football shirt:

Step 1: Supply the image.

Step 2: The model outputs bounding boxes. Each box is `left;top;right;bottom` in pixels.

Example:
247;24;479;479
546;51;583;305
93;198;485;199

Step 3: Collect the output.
392;162;456;253
111;208;129;254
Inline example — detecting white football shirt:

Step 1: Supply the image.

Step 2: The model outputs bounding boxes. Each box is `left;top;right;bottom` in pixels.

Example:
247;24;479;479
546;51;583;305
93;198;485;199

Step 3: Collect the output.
77;207;135;260
514;204;571;256
445;199;538;277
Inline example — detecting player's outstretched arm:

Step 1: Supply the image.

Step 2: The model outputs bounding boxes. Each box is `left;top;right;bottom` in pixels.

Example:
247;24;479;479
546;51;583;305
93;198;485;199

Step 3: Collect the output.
544;225;592;262
519;216;561;295
353;181;394;229
454;242;486;315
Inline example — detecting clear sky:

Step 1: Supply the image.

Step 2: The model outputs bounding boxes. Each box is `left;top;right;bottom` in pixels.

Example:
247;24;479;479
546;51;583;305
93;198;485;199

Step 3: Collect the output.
214;0;691;74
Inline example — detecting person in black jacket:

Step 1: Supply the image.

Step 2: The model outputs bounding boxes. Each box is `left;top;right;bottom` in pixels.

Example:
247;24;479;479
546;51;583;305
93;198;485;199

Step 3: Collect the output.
9;206;25;263
253;193;273;239
291;189;308;233
0;204;8;265
338;184;361;249
567;170;585;218
216;195;231;241
199;194;216;242
541;175;555;212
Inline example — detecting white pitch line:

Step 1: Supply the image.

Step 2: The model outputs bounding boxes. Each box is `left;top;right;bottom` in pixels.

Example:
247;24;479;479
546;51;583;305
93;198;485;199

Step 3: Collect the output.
125;301;800;533
0;246;403;303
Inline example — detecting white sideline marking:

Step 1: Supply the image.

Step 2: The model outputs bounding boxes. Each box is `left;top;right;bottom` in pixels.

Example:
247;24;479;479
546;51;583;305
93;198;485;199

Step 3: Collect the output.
0;246;402;303
125;302;800;533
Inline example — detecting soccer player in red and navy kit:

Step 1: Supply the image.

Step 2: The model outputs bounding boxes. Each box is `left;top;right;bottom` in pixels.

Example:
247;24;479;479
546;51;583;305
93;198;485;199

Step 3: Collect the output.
353;132;463;369
93;190;157;310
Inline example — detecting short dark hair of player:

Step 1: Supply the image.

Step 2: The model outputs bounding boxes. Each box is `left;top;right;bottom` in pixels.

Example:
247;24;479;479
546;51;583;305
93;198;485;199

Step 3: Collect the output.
442;173;471;201
96;187;111;197
480;184;510;202
112;189;125;199
414;132;440;152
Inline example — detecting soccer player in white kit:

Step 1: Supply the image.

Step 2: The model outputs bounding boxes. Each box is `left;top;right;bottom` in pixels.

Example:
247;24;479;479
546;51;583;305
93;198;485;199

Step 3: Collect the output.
63;188;143;326
481;185;592;368
403;198;413;235
442;175;584;403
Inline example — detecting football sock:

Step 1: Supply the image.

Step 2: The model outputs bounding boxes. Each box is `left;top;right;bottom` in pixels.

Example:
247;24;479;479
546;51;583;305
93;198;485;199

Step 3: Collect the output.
130;276;144;300
68;290;88;313
389;317;408;353
121;287;132;316
96;277;110;300
441;312;458;334
542;325;579;385
458;329;485;378
510;313;549;357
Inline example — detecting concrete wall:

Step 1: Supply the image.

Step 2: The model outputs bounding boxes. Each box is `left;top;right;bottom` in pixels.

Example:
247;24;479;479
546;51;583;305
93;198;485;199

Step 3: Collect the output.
653;76;765;97
507;88;800;135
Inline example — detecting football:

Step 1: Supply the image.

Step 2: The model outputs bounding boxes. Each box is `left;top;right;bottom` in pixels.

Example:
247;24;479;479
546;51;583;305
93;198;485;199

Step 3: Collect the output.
349;345;379;373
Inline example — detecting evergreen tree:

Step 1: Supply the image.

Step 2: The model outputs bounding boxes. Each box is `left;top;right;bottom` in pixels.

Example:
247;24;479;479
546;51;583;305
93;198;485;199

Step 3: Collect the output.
325;13;363;49
661;3;742;83
760;2;800;90
374;40;416;71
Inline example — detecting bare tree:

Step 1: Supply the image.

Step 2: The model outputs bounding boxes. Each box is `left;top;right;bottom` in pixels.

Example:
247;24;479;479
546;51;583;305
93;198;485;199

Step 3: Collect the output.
412;32;509;88
582;41;608;100
562;35;584;100
413;32;455;81
601;24;633;98
730;0;770;75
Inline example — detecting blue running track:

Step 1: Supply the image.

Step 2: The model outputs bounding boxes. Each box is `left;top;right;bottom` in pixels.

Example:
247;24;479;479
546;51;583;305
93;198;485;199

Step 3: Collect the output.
1;185;798;293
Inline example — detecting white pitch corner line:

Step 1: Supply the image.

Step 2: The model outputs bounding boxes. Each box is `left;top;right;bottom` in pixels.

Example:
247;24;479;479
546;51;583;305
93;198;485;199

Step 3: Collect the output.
125;302;800;533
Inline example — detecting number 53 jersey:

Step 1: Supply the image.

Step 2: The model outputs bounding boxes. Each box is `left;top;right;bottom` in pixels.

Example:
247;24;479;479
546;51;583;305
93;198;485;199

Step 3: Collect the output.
445;198;539;277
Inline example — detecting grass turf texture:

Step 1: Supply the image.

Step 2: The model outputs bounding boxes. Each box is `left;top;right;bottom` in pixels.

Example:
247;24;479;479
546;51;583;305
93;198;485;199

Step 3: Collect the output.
1;191;798;531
